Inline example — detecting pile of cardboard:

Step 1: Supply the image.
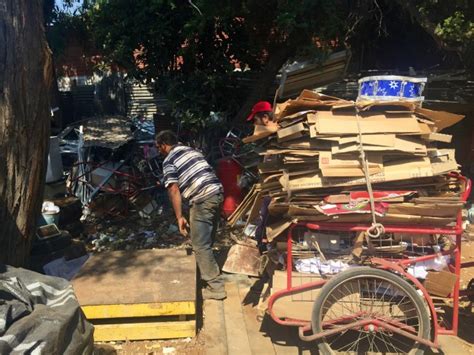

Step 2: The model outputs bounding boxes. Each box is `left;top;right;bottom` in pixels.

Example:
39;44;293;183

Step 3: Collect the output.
232;90;466;241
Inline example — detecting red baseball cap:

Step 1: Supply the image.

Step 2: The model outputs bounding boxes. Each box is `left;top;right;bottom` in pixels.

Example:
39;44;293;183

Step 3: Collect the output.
246;101;272;121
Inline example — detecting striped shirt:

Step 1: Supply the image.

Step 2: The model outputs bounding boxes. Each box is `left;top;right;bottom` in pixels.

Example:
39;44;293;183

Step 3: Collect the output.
162;144;223;204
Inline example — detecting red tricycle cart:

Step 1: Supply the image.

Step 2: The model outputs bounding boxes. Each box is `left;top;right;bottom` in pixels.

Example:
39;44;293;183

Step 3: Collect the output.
267;174;472;354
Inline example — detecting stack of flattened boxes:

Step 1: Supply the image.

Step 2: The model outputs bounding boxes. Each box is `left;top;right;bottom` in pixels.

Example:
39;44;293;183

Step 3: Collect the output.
236;89;466;320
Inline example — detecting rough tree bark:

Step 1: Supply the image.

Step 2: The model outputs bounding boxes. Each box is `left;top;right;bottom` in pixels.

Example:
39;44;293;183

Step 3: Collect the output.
0;0;53;266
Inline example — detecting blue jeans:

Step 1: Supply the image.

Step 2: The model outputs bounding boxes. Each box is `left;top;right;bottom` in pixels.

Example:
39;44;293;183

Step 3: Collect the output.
189;193;224;291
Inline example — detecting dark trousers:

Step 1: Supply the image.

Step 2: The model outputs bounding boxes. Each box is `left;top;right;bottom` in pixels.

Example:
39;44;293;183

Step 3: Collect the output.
189;193;224;291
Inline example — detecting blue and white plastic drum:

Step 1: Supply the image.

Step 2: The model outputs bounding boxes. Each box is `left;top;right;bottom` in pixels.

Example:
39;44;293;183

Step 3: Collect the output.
358;75;427;102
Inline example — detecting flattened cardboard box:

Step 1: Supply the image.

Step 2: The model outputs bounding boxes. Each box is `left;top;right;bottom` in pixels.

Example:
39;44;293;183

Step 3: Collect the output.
277;122;307;143
422;132;453;143
271;270;323;321
424;270;457;297
331;136;427;156
275;90;350;119
279;157;434;191
242;123;278;144
415;107;465;131
387;203;463;218
319;151;383;177
291;213;454;226
314;111;421;135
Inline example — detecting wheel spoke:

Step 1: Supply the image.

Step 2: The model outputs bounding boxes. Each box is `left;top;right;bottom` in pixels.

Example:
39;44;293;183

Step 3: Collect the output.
314;271;427;354
374;331;406;353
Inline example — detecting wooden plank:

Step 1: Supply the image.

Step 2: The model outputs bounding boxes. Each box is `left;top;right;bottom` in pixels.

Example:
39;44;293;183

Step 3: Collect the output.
237;284;276;354
92;320;196;341
203;300;228;355
224;282;252;355
82;301;195;319
72;249;196;306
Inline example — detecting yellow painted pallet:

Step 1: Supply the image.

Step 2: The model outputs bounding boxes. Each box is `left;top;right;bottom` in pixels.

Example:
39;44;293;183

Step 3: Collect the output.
83;301;196;341
82;301;195;319
92;319;196;341
72;250;197;341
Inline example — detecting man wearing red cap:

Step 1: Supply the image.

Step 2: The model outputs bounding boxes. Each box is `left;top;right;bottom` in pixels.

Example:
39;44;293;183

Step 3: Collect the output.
245;101;279;255
246;101;279;128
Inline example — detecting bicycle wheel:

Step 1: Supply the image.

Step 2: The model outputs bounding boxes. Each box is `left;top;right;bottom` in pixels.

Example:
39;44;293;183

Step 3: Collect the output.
312;267;430;355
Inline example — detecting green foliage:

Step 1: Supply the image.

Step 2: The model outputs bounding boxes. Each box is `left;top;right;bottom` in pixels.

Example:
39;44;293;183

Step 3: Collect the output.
49;0;474;136
435;11;474;45
411;0;474;69
86;0;348;131
45;0;93;58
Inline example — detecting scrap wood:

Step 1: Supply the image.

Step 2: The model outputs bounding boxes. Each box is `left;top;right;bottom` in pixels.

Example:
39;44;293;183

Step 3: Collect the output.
227;195;256;226
227;184;259;226
245;191;264;227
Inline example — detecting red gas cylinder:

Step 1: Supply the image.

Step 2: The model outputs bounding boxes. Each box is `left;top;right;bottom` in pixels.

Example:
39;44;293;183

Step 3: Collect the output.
217;158;242;217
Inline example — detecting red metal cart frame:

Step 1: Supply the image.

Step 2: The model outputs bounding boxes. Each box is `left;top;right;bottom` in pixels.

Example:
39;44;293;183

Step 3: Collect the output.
267;174;472;350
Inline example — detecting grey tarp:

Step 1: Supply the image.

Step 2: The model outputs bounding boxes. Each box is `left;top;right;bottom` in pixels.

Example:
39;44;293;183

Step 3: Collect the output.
0;264;93;354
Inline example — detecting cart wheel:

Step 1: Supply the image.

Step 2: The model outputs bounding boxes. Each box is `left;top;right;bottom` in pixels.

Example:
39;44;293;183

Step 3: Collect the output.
312;267;430;355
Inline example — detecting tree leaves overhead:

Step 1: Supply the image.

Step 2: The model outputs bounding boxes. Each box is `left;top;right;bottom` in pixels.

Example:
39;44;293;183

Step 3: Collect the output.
86;0;348;128
50;0;473;132
89;1;350;77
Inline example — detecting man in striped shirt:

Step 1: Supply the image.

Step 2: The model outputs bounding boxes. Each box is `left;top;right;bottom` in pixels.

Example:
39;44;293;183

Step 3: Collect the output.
155;130;226;300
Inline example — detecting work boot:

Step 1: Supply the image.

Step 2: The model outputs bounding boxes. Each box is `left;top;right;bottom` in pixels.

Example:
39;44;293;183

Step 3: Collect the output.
202;287;227;300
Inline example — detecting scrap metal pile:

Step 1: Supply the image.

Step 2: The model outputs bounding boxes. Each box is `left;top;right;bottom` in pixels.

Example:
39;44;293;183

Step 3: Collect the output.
230;82;467;255
62;115;163;218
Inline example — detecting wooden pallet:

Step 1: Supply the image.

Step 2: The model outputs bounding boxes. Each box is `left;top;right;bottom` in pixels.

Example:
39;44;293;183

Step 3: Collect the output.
72;249;196;341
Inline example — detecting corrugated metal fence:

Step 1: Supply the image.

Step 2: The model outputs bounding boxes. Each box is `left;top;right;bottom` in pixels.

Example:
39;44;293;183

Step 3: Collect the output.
125;82;169;119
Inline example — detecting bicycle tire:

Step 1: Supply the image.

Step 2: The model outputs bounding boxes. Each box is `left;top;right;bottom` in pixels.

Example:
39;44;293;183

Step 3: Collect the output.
311;267;431;355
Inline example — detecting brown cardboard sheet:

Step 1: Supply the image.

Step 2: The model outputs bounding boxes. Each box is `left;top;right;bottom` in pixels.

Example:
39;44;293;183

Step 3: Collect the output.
292;213;454;226
315;111;421;135
319;151;383;177
242;124;278;143
340;134;396;147
424;271;457;297
415;107;465;131
280;157;435;191
266;219;295;241
387;202;463;217
331;136;427;156
357;101;416;112
287;205;323;216
276;137;331;150
271;270;323;321
263;149;319;157
422;132;453;143
275;90;350;119
277;122;306;139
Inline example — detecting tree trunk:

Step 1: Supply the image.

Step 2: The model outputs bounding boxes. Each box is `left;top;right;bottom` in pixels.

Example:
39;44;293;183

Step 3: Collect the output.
0;0;53;267
232;46;294;125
